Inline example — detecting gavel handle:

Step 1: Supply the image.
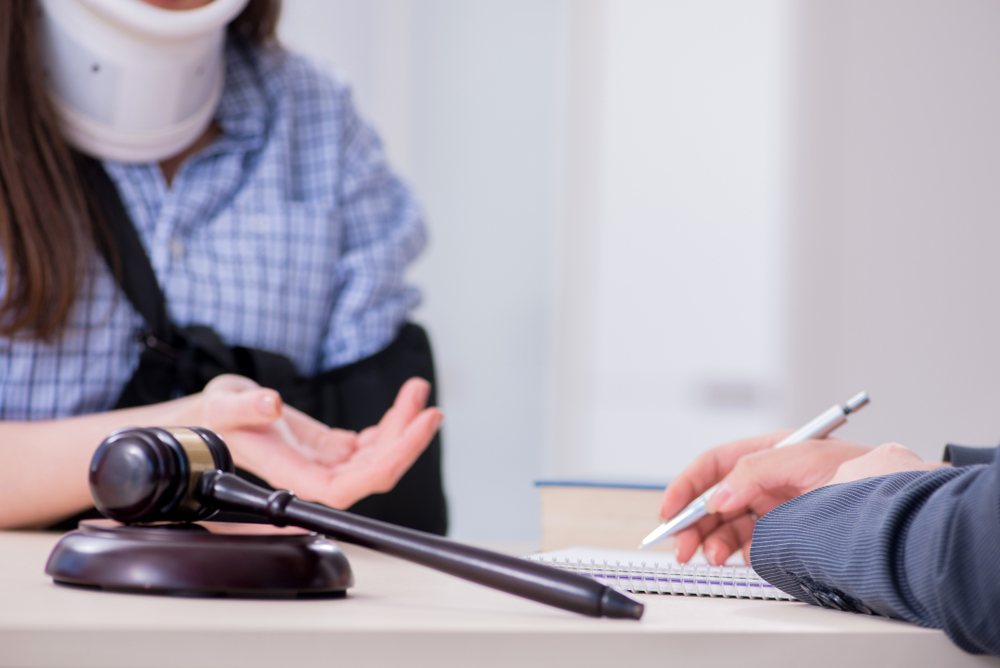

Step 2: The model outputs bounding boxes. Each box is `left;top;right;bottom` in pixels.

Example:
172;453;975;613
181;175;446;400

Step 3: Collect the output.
200;471;643;619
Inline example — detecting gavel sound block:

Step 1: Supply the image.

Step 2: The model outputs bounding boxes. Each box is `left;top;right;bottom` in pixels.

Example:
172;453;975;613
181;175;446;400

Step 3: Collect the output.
47;519;354;597
46;427;644;619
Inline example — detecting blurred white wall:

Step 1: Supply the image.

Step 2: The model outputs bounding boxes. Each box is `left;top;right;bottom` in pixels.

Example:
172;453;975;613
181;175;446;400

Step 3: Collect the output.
280;0;565;542
404;2;565;542
549;0;791;482
787;0;1000;456
279;0;1000;542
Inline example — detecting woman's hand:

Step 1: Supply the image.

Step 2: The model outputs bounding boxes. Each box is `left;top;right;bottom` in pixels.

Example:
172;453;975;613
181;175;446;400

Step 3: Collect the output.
658;432;871;566
192;374;443;509
0;373;442;530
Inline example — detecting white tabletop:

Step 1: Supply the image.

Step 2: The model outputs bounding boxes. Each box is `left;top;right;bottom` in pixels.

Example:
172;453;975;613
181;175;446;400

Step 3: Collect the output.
1;531;996;668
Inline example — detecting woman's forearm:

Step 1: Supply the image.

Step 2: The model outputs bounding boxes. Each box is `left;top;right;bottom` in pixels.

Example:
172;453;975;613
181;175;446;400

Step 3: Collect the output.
0;375;441;532
0;395;201;530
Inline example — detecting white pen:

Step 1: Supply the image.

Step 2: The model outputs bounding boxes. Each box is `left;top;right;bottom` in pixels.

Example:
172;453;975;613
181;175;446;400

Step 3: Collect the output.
638;391;871;550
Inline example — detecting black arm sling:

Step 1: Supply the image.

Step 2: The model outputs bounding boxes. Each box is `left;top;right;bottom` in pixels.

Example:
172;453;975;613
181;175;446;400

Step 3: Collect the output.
48;156;447;534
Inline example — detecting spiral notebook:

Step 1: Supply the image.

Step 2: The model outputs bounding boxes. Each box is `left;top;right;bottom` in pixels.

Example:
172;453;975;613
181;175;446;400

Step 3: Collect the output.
526;547;796;601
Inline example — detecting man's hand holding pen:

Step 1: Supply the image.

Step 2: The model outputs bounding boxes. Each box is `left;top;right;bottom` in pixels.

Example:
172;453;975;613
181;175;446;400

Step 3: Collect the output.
660;436;950;567
659;434;871;567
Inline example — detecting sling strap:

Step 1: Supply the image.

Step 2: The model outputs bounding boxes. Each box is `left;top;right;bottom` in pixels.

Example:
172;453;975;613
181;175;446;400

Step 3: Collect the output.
53;155;447;534
78;154;301;407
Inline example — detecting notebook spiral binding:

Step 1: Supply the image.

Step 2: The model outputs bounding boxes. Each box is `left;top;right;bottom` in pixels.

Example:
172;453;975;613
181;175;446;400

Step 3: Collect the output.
527;556;796;601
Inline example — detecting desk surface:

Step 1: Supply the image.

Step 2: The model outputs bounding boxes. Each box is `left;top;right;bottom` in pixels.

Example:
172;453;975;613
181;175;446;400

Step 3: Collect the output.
1;531;997;668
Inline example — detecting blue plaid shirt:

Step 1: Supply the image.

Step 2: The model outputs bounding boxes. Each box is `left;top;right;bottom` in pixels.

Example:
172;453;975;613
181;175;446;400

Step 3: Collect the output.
0;38;425;420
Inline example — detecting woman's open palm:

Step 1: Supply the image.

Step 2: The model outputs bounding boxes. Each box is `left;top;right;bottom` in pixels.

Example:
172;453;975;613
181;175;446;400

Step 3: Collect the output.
197;374;443;509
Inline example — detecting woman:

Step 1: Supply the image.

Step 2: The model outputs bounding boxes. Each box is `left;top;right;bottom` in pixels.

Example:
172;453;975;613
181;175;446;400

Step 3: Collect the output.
0;0;443;530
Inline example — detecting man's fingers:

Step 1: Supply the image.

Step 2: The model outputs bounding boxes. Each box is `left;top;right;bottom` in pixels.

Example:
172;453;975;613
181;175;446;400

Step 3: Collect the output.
659;451;737;521
702;513;756;566
673;512;726;563
707;446;803;515
661;433;868;566
702;525;737;567
710;439;872;514
659;458;714;523
673;527;704;564
658;431;790;521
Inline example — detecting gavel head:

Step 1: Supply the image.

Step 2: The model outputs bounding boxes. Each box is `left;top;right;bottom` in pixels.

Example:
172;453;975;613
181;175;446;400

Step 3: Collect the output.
89;427;234;523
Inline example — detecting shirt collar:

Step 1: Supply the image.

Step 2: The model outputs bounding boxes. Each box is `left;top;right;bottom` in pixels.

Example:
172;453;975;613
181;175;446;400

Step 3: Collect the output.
213;35;274;151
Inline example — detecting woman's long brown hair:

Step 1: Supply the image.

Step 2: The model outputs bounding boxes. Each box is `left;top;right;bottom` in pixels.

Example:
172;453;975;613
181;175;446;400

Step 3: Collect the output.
0;0;281;340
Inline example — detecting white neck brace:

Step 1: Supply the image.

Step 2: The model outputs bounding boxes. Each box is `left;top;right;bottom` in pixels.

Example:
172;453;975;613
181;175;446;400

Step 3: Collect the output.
38;0;251;163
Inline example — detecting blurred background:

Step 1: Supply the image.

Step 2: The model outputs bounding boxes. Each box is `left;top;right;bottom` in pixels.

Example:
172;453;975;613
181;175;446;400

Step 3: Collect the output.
278;0;1000;542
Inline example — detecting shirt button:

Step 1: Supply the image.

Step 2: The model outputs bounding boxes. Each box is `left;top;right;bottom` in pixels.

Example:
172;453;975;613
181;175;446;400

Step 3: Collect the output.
827;591;854;612
251;214;270;234
814;591;840;610
170;238;185;259
851;599;876;615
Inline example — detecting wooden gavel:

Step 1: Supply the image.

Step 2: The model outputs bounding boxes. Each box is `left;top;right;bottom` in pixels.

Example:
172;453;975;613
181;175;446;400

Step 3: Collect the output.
88;427;644;620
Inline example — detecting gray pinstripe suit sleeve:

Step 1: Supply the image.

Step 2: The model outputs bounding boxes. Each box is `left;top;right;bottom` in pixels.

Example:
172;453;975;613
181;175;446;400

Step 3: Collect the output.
750;447;1000;656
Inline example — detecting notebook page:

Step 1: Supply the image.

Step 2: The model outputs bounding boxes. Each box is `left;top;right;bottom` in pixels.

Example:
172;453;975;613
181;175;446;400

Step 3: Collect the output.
526;546;795;600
